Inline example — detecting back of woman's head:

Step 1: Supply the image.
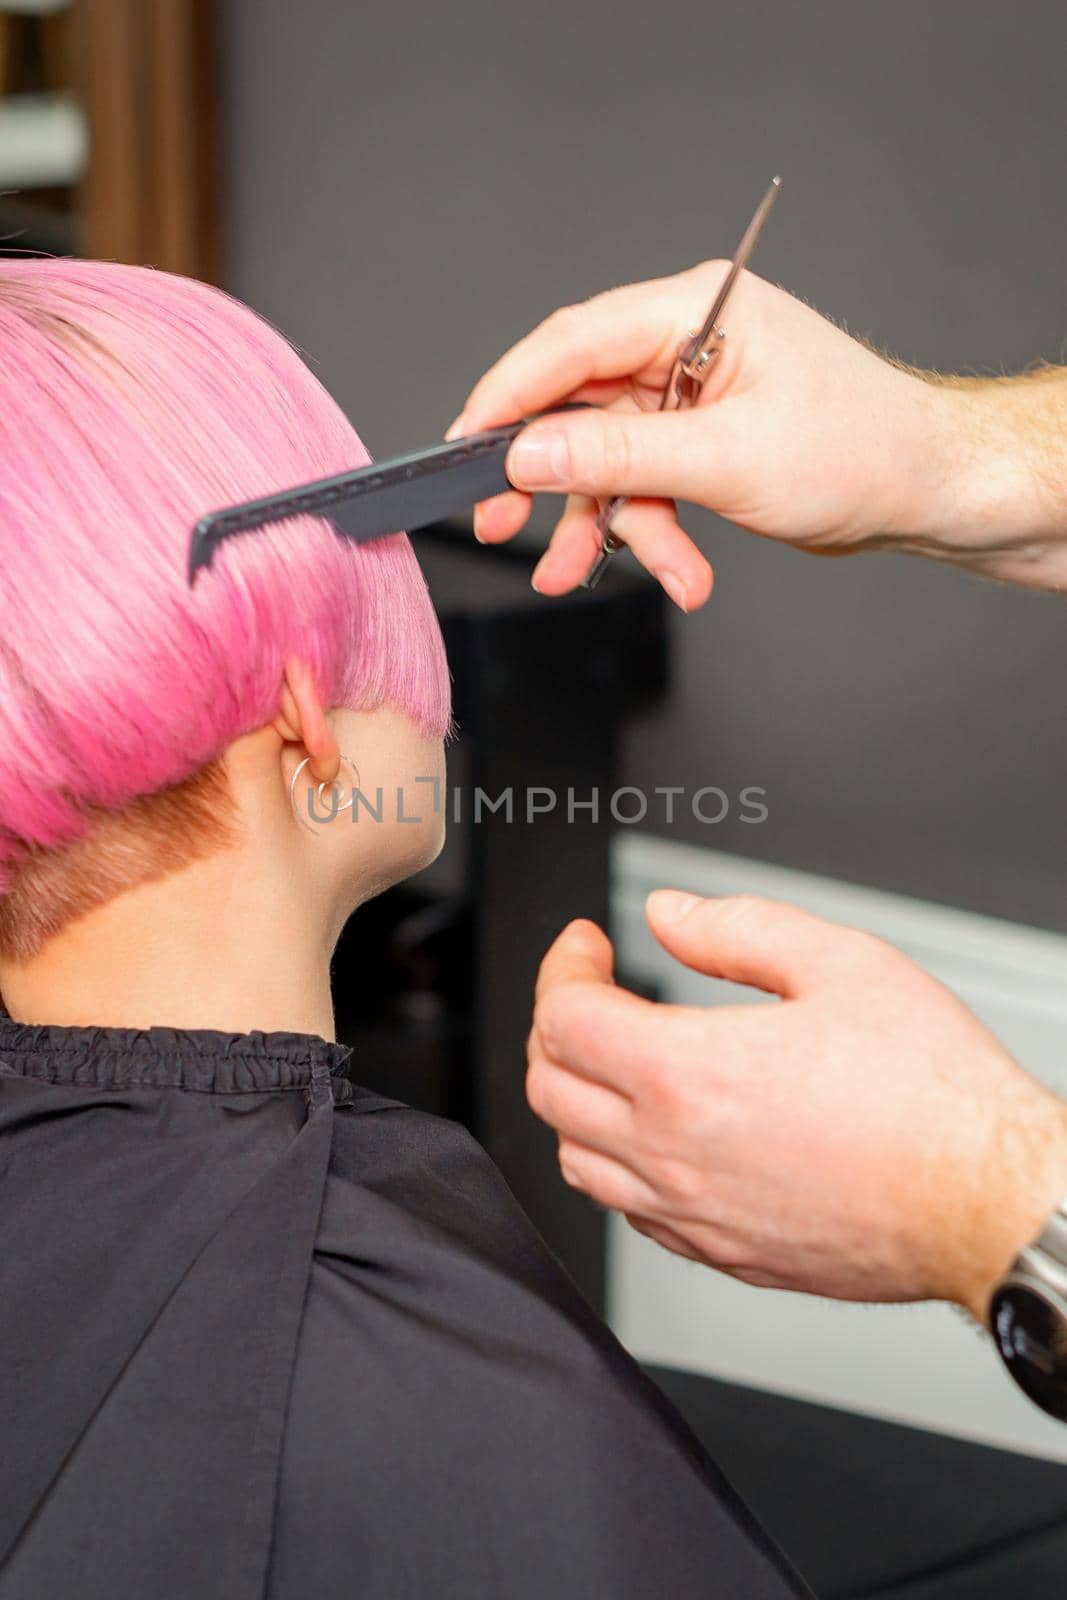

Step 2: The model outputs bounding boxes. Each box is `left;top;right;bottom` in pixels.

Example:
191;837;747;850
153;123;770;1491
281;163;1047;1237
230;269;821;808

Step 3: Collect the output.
0;259;451;958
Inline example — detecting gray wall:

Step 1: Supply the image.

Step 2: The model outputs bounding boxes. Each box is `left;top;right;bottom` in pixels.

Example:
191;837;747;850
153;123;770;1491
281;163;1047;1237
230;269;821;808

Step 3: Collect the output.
220;0;1067;932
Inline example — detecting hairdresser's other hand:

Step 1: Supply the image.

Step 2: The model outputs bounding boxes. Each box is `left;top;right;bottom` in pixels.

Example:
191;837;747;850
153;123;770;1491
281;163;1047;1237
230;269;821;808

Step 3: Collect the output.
448;263;1039;609
526;898;1067;1323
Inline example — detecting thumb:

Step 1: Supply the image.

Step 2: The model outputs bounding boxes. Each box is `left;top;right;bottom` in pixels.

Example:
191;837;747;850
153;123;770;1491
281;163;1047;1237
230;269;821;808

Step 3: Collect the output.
506;407;717;504
645;890;846;998
535;918;615;1002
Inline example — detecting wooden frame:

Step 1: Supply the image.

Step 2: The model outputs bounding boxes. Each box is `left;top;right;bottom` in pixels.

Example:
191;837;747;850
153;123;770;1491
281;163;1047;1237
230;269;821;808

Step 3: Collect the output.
73;0;218;280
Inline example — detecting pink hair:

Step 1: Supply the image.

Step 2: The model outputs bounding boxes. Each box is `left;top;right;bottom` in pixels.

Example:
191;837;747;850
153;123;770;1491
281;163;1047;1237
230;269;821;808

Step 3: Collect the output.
0;259;451;893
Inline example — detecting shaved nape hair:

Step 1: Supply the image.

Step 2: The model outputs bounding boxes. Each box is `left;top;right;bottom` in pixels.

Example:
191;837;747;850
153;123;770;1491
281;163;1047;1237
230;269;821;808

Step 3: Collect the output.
0;260;451;958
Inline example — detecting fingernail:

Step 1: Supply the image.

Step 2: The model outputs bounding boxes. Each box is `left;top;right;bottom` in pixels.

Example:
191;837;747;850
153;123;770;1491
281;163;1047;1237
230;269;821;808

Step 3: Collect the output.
508;428;570;488
444;413;468;442
530;556;548;593
659;571;690;612
647;889;702;923
472;505;487;543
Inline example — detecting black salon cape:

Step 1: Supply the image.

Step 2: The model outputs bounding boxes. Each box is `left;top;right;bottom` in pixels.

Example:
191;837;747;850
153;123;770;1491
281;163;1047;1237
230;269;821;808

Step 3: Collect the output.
0;1020;811;1599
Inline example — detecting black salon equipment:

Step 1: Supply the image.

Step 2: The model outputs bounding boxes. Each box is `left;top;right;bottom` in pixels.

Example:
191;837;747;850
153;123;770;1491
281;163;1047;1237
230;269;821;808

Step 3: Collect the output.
330;519;668;1312
652;1368;1067;1598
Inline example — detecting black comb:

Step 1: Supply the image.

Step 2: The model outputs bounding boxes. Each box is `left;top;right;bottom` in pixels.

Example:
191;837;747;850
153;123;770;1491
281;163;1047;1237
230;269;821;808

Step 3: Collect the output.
189;416;556;583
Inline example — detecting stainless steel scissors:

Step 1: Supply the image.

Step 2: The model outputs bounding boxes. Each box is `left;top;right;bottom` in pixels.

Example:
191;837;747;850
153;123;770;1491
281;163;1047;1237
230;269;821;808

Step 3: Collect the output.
581;175;782;590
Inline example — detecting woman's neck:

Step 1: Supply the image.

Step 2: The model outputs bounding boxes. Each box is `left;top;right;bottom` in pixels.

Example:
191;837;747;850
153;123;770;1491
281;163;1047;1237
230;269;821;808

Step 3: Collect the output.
0;839;339;1039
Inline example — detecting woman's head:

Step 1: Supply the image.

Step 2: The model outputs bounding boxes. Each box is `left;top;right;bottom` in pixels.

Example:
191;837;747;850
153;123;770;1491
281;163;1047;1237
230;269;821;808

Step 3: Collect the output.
0;260;451;961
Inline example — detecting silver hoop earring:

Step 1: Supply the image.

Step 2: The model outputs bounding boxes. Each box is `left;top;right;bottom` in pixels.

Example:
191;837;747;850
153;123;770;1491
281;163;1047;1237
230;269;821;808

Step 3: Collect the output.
290;753;361;833
315;777;354;815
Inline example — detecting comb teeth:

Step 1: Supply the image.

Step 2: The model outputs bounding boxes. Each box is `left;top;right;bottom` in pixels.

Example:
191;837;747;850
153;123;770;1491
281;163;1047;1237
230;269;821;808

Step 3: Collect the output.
185;410;591;587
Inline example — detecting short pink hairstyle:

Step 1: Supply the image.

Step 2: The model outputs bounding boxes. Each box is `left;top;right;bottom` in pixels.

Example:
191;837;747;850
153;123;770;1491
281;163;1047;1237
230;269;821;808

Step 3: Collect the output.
0;259;450;944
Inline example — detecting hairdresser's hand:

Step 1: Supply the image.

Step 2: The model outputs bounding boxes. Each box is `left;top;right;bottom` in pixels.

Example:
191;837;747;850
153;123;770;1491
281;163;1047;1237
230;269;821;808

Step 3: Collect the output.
448;263;1060;608
526;898;1067;1323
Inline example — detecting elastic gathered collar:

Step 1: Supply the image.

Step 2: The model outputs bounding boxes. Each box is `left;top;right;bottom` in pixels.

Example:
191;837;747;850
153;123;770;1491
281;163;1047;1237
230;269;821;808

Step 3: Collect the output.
0;1015;355;1097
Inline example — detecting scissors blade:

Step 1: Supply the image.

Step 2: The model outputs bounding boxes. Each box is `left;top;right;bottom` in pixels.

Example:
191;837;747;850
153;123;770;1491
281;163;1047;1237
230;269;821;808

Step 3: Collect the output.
582;175;783;591
691;175;782;352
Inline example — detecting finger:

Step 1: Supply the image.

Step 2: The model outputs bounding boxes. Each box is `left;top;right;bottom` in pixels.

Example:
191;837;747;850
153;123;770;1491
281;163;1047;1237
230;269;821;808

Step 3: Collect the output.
472;490;532;544
644;890;857;998
534;924;737;1100
526;1052;632;1153
528;492;598;593
625;1212;705;1263
534;974;706;1098
557;1139;662;1215
530;495;713;611
564;377;648;410
463;377;643;424
528;493;599;594
505;405;737;508
470;389;649;551
534;918;615;1003
455;276;694;432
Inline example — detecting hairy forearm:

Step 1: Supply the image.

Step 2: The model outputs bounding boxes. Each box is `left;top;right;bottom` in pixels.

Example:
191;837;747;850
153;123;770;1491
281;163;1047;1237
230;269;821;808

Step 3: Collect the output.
963;1086;1067;1329
905;364;1067;589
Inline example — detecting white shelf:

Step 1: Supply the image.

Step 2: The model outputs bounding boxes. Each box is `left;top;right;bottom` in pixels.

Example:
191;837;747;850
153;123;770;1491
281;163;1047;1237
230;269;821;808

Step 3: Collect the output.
0;91;86;188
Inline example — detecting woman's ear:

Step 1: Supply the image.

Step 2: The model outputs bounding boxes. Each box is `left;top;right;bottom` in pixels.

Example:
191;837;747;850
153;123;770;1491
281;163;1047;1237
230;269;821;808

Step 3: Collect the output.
272;657;340;784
